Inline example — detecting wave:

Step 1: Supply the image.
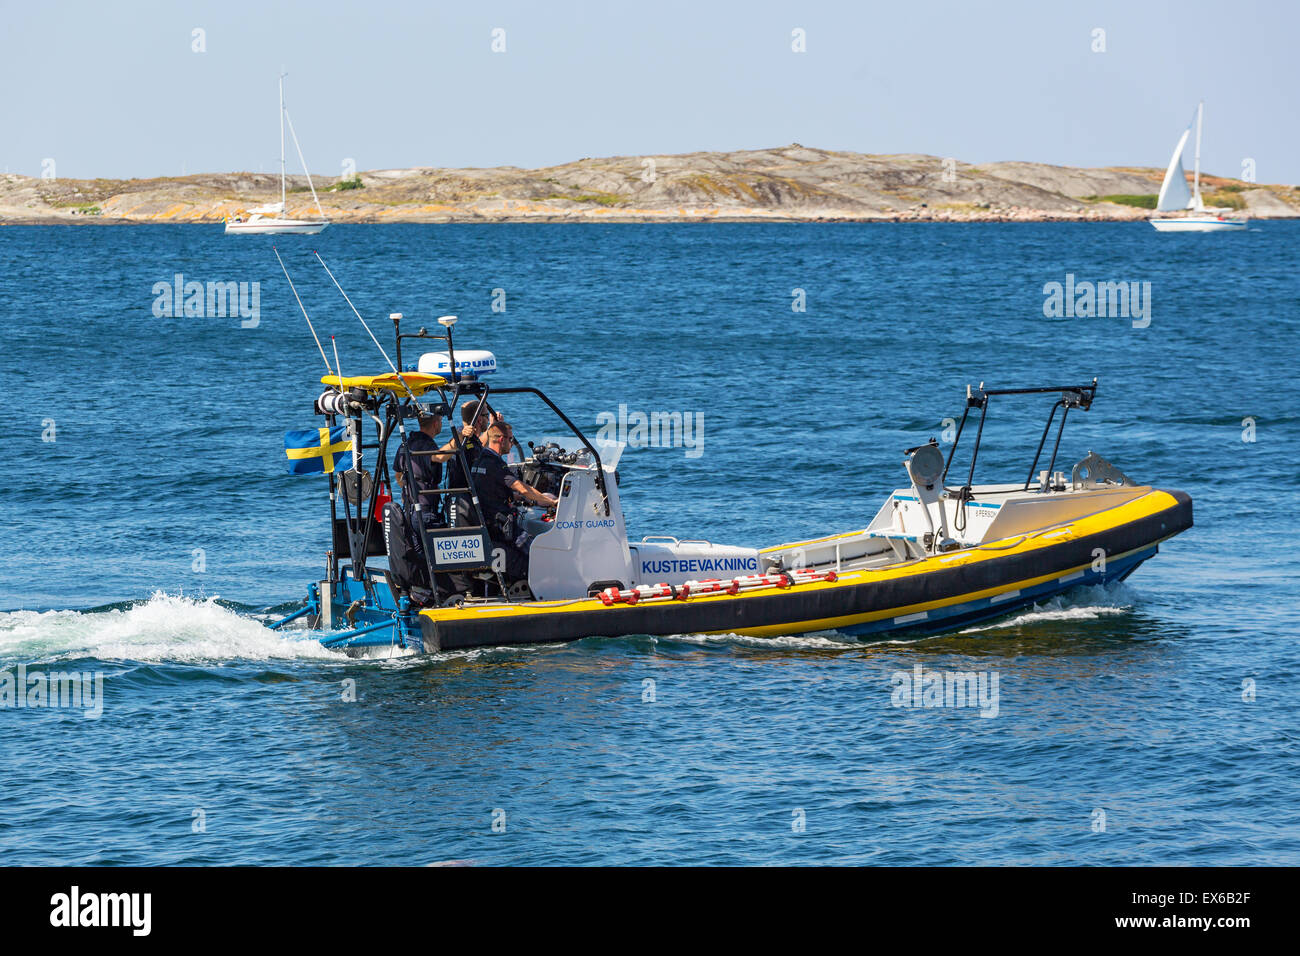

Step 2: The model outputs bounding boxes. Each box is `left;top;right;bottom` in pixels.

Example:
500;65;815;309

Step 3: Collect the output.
957;584;1135;634
0;591;343;664
0;580;1142;666
655;631;862;651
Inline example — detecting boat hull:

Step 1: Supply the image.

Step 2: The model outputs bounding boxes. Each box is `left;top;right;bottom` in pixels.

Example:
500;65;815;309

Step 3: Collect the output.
225;219;329;235
1149;216;1248;232
415;489;1193;652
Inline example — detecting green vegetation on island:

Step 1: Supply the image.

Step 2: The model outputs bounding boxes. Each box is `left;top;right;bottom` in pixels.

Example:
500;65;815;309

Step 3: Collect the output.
1084;194;1158;209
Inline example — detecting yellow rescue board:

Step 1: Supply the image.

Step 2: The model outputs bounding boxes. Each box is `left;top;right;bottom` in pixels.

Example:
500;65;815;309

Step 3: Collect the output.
321;372;447;396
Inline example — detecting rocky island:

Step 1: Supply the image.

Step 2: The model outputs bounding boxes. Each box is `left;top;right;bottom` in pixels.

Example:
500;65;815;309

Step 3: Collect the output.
3;144;1297;224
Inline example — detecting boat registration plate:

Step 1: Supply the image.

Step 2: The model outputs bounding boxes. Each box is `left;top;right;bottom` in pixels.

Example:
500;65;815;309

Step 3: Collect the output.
426;528;490;569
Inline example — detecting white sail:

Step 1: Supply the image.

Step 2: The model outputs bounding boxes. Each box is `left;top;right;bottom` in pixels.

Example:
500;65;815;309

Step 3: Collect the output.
1156;125;1194;212
249;201;286;215
1149;101;1249;232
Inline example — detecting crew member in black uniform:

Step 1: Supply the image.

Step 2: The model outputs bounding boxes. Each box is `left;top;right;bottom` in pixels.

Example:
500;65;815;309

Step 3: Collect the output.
387;407;449;602
456;422;557;587
393;409;446;525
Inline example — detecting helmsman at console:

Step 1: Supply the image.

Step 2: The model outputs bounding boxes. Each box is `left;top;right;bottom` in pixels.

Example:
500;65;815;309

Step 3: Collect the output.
458;422;557;583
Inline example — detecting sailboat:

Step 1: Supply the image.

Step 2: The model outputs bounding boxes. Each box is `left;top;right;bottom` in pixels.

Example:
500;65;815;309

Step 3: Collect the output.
226;73;328;235
1149;102;1247;232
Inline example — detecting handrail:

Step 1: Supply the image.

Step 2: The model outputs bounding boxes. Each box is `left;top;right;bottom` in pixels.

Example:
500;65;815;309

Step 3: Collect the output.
487;385;611;516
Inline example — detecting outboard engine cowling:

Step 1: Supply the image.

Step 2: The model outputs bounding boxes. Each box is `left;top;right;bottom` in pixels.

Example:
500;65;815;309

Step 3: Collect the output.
383;502;430;592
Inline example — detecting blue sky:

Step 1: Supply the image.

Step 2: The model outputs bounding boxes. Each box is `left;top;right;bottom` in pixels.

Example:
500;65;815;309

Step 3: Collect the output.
2;0;1296;182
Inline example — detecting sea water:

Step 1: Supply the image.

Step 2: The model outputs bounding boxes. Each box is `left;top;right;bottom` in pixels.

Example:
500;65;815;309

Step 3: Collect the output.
1;222;1296;864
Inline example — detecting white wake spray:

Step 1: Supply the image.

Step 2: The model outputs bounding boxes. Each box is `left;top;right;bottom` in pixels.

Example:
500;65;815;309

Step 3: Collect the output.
0;592;343;664
958;583;1136;634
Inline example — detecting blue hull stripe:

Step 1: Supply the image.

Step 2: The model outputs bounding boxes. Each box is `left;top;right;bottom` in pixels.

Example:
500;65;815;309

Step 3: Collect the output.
837;545;1156;638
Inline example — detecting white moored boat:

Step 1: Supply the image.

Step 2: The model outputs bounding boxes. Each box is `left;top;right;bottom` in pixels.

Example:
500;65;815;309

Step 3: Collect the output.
225;73;328;236
226;201;327;235
1149;101;1247;233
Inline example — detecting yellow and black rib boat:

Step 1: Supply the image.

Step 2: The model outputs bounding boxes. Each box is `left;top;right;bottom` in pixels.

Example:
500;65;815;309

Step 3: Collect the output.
267;314;1191;655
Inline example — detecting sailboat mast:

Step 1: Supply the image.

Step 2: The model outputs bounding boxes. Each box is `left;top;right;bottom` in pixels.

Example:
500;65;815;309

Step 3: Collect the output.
1193;100;1204;210
279;72;287;213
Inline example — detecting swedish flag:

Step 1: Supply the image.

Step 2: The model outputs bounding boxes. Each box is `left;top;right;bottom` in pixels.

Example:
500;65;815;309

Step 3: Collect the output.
284;426;352;475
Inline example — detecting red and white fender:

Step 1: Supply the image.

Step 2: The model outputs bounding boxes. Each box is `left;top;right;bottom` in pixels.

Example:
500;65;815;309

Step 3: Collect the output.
598;568;837;606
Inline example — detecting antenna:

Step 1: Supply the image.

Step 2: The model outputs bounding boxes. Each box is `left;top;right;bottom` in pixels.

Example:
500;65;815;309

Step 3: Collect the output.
331;335;344;391
331;335;363;474
314;251;419;403
1192;100;1204;211
273;246;333;375
279;71;287;214
438;316;458;379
